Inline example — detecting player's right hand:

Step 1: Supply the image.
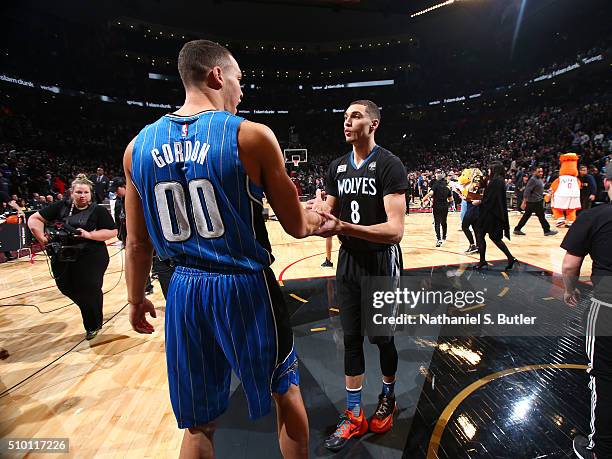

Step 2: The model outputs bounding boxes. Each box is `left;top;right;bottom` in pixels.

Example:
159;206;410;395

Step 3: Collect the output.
129;298;157;334
314;211;342;238
563;288;581;307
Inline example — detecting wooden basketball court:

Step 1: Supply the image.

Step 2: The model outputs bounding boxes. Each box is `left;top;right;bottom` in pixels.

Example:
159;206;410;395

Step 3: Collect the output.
0;210;591;458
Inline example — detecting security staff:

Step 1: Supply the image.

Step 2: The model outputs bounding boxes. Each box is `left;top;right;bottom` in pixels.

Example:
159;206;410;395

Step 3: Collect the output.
113;178;128;243
562;167;612;459
423;170;452;247
114;178;163;296
579;165;597;213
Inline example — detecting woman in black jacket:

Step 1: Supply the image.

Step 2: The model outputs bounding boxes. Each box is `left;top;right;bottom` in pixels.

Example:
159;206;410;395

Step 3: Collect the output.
28;174;118;339
473;162;517;270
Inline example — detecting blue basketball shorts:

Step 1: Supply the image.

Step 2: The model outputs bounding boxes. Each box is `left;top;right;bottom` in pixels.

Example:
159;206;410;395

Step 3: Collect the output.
164;266;299;428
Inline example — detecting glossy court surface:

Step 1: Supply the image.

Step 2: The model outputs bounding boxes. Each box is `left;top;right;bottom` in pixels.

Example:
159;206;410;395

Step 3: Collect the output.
0;210;593;458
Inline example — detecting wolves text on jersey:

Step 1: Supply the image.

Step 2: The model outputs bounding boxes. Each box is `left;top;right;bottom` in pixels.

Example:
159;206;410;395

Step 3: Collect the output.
337;177;377;197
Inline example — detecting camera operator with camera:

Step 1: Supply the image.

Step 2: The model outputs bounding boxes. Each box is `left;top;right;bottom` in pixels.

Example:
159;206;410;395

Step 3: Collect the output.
28;174;118;340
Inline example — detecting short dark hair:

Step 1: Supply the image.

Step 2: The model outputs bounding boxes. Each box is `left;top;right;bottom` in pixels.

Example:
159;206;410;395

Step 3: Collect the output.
113;178;126;188
178;40;233;87
350;99;381;123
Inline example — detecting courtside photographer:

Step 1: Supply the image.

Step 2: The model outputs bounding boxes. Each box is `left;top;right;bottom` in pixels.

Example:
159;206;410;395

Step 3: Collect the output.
27;174;117;340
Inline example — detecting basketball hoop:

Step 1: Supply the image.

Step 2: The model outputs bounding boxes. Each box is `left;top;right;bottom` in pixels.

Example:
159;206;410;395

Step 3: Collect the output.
284;148;308;168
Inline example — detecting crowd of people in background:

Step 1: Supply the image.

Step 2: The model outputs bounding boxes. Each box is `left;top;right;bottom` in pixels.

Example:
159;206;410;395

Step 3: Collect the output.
286;98;612;208
0;143;123;215
1;95;610;223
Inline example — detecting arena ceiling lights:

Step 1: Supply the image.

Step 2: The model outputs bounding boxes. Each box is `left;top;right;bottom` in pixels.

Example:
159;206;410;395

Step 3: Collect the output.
0;51;604;114
410;0;455;18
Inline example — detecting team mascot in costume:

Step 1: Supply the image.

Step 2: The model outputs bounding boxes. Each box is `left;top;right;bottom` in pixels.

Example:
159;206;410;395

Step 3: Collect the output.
458;167;485;202
550;153;581;227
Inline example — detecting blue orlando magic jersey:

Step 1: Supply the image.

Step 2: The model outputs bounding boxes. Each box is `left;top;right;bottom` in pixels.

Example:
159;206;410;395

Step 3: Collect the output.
130;110;273;272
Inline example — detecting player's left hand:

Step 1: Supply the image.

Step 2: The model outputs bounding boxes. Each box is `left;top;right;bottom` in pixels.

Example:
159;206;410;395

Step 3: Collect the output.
314;211;342;237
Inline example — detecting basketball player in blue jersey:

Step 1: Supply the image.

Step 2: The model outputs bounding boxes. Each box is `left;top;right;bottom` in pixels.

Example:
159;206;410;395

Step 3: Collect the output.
123;40;326;459
307;100;408;451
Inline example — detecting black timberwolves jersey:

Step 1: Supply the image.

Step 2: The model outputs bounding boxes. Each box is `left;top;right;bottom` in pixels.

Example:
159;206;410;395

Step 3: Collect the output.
326;145;408;251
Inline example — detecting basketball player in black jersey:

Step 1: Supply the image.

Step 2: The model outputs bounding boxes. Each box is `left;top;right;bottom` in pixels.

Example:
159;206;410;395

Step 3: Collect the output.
307;100;408;451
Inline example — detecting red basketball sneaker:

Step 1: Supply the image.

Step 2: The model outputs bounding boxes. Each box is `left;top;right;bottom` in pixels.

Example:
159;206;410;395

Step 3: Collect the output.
324;409;369;451
369;393;397;433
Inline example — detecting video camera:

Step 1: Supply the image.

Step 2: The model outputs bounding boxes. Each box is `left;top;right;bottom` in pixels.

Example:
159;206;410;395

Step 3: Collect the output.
46;222;84;262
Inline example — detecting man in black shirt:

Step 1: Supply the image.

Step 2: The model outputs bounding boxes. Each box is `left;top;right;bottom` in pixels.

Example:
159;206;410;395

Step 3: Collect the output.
514;166;558;236
579;165;597;213
308;99;408;451
406;173;415;215
90;167;110;204
112;178;127;243
113;178;155;295
423;170;452;246
561;167;612;459
515;175;529;213
590;166;607;204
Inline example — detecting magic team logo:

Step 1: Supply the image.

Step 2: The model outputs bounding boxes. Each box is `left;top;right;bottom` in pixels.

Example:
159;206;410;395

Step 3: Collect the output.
181;123;188;137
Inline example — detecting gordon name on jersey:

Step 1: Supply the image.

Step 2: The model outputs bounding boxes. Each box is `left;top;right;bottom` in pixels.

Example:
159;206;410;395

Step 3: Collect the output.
151;140;212;168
